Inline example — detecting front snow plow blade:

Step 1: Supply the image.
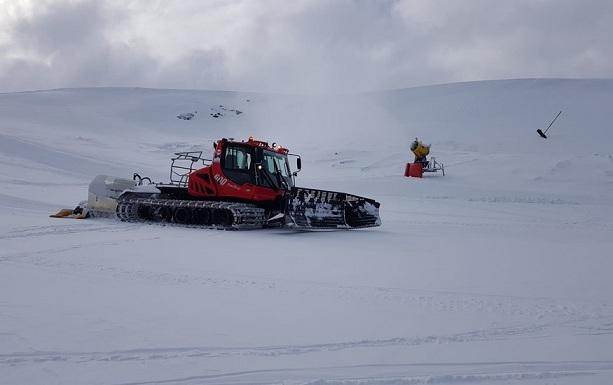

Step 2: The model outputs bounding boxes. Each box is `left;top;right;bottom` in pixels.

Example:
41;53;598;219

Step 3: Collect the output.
287;187;381;229
49;207;88;219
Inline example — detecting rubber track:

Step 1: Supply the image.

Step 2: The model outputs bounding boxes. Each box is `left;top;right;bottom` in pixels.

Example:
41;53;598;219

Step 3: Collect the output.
115;197;266;230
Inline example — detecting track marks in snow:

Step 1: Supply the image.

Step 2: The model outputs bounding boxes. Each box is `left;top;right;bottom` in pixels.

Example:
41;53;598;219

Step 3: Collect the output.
0;248;276;292
2;243;608;325
0;178;85;187
300;371;593;385
569;316;613;336
93;361;613;385
467;195;579;205
0;192;59;211
362;286;608;321
0;324;550;366
0;133;126;177
2;239;609;326
0;223;134;240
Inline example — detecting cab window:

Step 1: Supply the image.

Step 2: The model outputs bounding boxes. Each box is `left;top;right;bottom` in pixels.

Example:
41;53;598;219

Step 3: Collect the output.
225;147;251;170
222;145;253;185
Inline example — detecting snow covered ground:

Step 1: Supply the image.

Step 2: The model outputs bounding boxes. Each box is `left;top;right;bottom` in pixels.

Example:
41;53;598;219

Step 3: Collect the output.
1;79;613;385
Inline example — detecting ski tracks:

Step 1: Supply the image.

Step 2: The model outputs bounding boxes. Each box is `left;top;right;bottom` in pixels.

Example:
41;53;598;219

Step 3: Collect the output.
3;223;613;384
2;240;609;325
0;222;134;240
4;317;613;368
0;323;556;366
106;361;613;385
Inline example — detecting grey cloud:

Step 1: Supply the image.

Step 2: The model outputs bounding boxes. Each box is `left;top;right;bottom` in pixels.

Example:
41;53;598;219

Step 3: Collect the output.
12;1;108;52
155;48;228;90
0;1;157;90
1;0;612;93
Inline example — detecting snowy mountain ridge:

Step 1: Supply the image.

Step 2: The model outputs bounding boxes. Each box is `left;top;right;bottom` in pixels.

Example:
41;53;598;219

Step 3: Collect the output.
1;79;613;385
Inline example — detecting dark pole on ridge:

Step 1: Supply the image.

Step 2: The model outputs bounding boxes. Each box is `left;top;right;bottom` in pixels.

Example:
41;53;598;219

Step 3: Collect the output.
537;110;562;139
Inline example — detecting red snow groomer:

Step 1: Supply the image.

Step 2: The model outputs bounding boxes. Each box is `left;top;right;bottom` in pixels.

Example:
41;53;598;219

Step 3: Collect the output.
66;137;380;230
404;138;445;178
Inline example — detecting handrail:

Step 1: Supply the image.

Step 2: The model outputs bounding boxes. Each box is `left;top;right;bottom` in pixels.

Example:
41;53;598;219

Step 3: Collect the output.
169;151;212;187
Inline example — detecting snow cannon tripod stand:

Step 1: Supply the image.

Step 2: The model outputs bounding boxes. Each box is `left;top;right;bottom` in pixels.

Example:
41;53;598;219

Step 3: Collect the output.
422;157;445;175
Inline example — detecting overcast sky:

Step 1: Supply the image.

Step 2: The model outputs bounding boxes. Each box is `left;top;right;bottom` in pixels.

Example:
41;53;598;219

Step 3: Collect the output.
1;0;612;93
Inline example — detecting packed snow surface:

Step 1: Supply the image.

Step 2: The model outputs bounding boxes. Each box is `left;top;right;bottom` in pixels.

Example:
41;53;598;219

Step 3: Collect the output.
1;79;613;385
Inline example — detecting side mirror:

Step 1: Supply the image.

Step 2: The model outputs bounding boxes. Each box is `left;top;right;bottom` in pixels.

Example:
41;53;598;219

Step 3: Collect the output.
296;157;302;170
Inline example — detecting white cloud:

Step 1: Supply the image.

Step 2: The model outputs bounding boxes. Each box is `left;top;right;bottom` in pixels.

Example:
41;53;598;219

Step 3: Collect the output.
1;0;612;93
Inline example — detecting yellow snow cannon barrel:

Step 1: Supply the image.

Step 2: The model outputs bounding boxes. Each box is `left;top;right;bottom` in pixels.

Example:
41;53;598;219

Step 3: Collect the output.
410;140;430;159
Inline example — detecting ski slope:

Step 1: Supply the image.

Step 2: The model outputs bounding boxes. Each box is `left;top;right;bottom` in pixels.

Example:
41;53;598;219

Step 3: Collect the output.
1;79;613;385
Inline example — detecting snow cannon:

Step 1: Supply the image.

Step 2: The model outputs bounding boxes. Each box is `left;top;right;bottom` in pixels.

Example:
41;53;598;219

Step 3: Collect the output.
405;138;445;177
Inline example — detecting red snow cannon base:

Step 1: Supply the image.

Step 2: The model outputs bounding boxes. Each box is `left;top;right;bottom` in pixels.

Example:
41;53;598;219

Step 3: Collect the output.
405;163;423;178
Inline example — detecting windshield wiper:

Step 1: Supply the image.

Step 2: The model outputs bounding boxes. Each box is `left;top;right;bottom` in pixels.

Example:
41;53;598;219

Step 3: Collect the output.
260;165;280;190
272;159;289;190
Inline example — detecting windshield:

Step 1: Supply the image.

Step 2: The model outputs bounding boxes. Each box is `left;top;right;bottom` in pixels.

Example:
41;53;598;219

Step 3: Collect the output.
261;151;293;188
263;151;290;177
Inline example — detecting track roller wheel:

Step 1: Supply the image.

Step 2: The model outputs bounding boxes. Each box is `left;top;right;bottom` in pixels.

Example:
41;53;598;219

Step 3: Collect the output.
137;205;153;220
173;207;192;224
192;208;212;225
158;206;173;222
213;209;234;227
